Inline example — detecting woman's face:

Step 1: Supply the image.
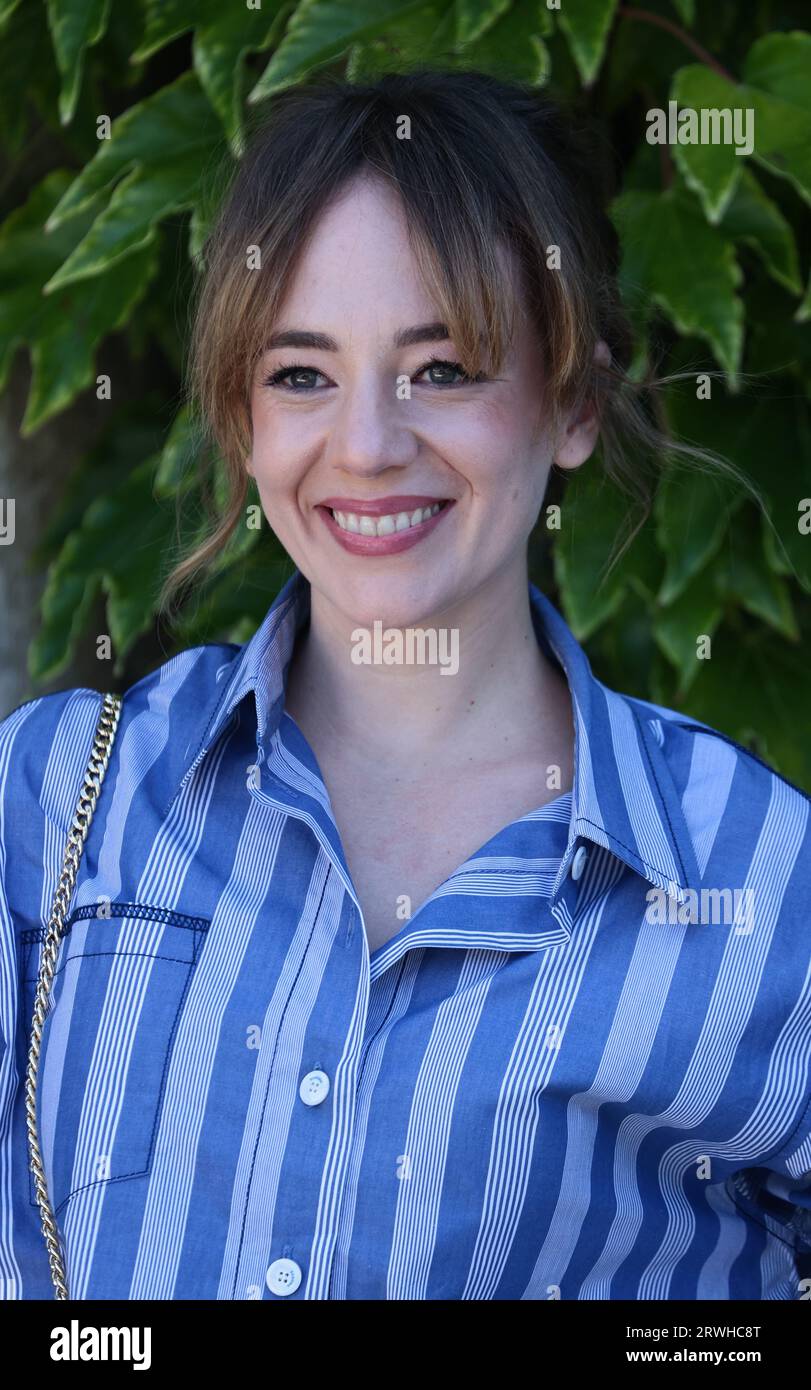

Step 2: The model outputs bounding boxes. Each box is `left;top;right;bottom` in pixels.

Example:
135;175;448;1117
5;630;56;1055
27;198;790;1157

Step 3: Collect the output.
248;173;598;627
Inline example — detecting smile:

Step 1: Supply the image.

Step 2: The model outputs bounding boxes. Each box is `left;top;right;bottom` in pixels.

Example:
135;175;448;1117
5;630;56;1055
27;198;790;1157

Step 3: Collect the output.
316;496;454;556
331;502;444;535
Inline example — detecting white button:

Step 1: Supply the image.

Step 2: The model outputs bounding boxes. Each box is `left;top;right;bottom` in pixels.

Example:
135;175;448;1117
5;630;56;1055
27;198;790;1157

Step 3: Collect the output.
266;1258;302;1296
299;1069;330;1106
570;845;588;881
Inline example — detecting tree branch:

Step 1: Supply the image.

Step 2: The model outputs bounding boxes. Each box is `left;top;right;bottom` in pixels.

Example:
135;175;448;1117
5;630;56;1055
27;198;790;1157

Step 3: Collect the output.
617;6;736;83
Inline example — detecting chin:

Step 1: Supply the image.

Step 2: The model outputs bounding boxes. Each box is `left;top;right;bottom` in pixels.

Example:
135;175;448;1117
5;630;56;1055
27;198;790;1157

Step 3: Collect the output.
318;568;459;631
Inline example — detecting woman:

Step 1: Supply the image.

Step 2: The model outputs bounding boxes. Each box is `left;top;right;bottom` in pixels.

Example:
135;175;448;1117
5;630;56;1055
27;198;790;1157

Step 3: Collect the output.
2;69;810;1302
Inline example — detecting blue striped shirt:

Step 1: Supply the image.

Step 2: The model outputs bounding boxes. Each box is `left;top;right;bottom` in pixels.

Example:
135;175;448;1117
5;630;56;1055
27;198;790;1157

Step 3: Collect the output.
2;569;810;1300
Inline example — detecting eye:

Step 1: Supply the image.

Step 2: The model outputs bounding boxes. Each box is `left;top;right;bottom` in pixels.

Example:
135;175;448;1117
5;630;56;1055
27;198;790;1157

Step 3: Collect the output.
261;357;485;392
262;364;328;392
413;357;484;387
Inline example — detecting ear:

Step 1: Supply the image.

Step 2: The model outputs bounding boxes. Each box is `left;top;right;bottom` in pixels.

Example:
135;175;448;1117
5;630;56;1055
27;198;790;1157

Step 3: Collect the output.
554;340;610;471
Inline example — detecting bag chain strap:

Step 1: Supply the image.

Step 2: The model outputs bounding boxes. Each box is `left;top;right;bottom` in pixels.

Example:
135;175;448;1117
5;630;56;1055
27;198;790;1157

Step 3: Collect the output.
25;691;123;1300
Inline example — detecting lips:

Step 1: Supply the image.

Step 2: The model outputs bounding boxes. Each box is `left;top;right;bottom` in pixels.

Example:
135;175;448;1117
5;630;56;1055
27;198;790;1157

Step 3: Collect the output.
316;496;455;556
318;495;449;515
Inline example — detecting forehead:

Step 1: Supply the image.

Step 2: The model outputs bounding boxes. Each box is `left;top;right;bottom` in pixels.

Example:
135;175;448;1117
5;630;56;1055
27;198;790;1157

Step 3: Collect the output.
271;170;525;358
273;173;439;328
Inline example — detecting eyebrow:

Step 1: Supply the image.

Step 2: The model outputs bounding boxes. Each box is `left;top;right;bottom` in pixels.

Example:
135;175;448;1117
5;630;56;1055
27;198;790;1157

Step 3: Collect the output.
263;322;452;352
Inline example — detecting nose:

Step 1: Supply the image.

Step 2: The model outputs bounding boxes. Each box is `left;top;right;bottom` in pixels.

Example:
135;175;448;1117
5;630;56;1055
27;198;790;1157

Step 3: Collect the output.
324;372;419;479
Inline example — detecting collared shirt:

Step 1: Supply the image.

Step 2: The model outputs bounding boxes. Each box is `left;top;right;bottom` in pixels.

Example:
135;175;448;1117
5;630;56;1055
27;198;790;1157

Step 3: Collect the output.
1;569;810;1301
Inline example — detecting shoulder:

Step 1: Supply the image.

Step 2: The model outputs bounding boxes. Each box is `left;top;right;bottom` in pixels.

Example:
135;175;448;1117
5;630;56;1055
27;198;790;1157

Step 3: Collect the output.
622;690;811;906
624;694;811;1162
113;639;241;727
0;685;108;792
0;641;240;813
625;689;811;813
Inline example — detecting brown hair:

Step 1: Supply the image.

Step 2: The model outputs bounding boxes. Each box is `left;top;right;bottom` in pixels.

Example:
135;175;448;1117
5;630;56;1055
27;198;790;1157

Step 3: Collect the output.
158;66;756;620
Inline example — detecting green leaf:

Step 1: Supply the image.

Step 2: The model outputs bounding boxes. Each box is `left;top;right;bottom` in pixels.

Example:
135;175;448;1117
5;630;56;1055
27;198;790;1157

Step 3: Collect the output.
582;584;661;702
612;187;744;381
671;0;694;24
718;166;802;294
188;163;233;265
665;375;811;593
32;399;167;560
154;405;201;496
715;516;799;640
669;65;749;223
193;4;284;153
45;71;221;226
30;557;102;684
553;464;659;640
743;273;811;391
130;0;193;61
652;563;724;694
46;0;110;125
154;409;262;586
761;508;795;580
42;73;223;289
248;0;432;101
455;0;551;84
31;455;177;679
133;0;287;150
654;463;740;605
666;36;811;221
796;270;811;323
743;30;811;206
734;396;811;593
168;538;294;649
0;170;158;433
557;0;618;85
0;0;22;22
685;622;811;790
455;0;511;47
744;29;811;110
345;2;456;79
0;0;58;155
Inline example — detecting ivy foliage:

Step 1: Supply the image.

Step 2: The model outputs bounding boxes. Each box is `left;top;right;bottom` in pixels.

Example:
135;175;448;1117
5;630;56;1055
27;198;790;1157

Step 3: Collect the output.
1;0;810;785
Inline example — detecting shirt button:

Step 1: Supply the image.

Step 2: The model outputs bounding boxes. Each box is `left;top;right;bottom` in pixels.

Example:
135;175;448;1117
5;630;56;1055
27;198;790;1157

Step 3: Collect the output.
266;1258;302;1296
299;1069;330;1106
570;845;588;881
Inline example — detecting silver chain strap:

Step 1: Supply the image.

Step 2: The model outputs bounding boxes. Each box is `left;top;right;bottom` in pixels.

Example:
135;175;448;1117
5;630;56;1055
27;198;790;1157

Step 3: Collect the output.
25;691;123;1300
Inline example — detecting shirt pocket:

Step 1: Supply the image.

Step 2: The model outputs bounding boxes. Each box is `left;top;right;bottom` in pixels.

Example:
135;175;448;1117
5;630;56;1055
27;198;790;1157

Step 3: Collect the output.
21;902;210;1215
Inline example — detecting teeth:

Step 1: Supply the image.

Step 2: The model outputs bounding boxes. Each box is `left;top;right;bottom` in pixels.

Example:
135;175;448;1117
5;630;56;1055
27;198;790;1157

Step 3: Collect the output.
330;502;442;536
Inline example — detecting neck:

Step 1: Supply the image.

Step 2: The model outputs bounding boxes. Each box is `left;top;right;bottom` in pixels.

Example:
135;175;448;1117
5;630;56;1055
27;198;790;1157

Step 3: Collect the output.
283;565;574;776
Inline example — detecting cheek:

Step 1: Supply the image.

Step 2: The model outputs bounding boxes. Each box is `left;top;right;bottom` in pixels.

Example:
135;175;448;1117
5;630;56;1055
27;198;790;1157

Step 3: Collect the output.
461;399;551;493
248;402;308;494
483;385;544;449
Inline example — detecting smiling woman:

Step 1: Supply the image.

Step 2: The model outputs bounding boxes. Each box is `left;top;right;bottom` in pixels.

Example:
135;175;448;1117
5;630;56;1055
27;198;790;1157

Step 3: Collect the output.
238;166;587;950
2;69;811;1304
163;68;721;610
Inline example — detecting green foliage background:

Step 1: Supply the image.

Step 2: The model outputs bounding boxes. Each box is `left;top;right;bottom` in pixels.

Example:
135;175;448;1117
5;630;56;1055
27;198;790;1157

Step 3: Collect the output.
1;0;810;785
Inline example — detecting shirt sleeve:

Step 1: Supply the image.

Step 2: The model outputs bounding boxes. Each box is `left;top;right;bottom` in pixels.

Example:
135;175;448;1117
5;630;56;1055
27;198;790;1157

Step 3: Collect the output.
0;704;28;1264
0;704;27;1079
0;689;105;1298
728;1107;811;1262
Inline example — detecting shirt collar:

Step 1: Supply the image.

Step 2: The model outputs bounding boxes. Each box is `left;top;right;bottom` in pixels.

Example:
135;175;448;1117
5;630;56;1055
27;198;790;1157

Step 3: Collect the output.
527;586;701;904
167;567;701;905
